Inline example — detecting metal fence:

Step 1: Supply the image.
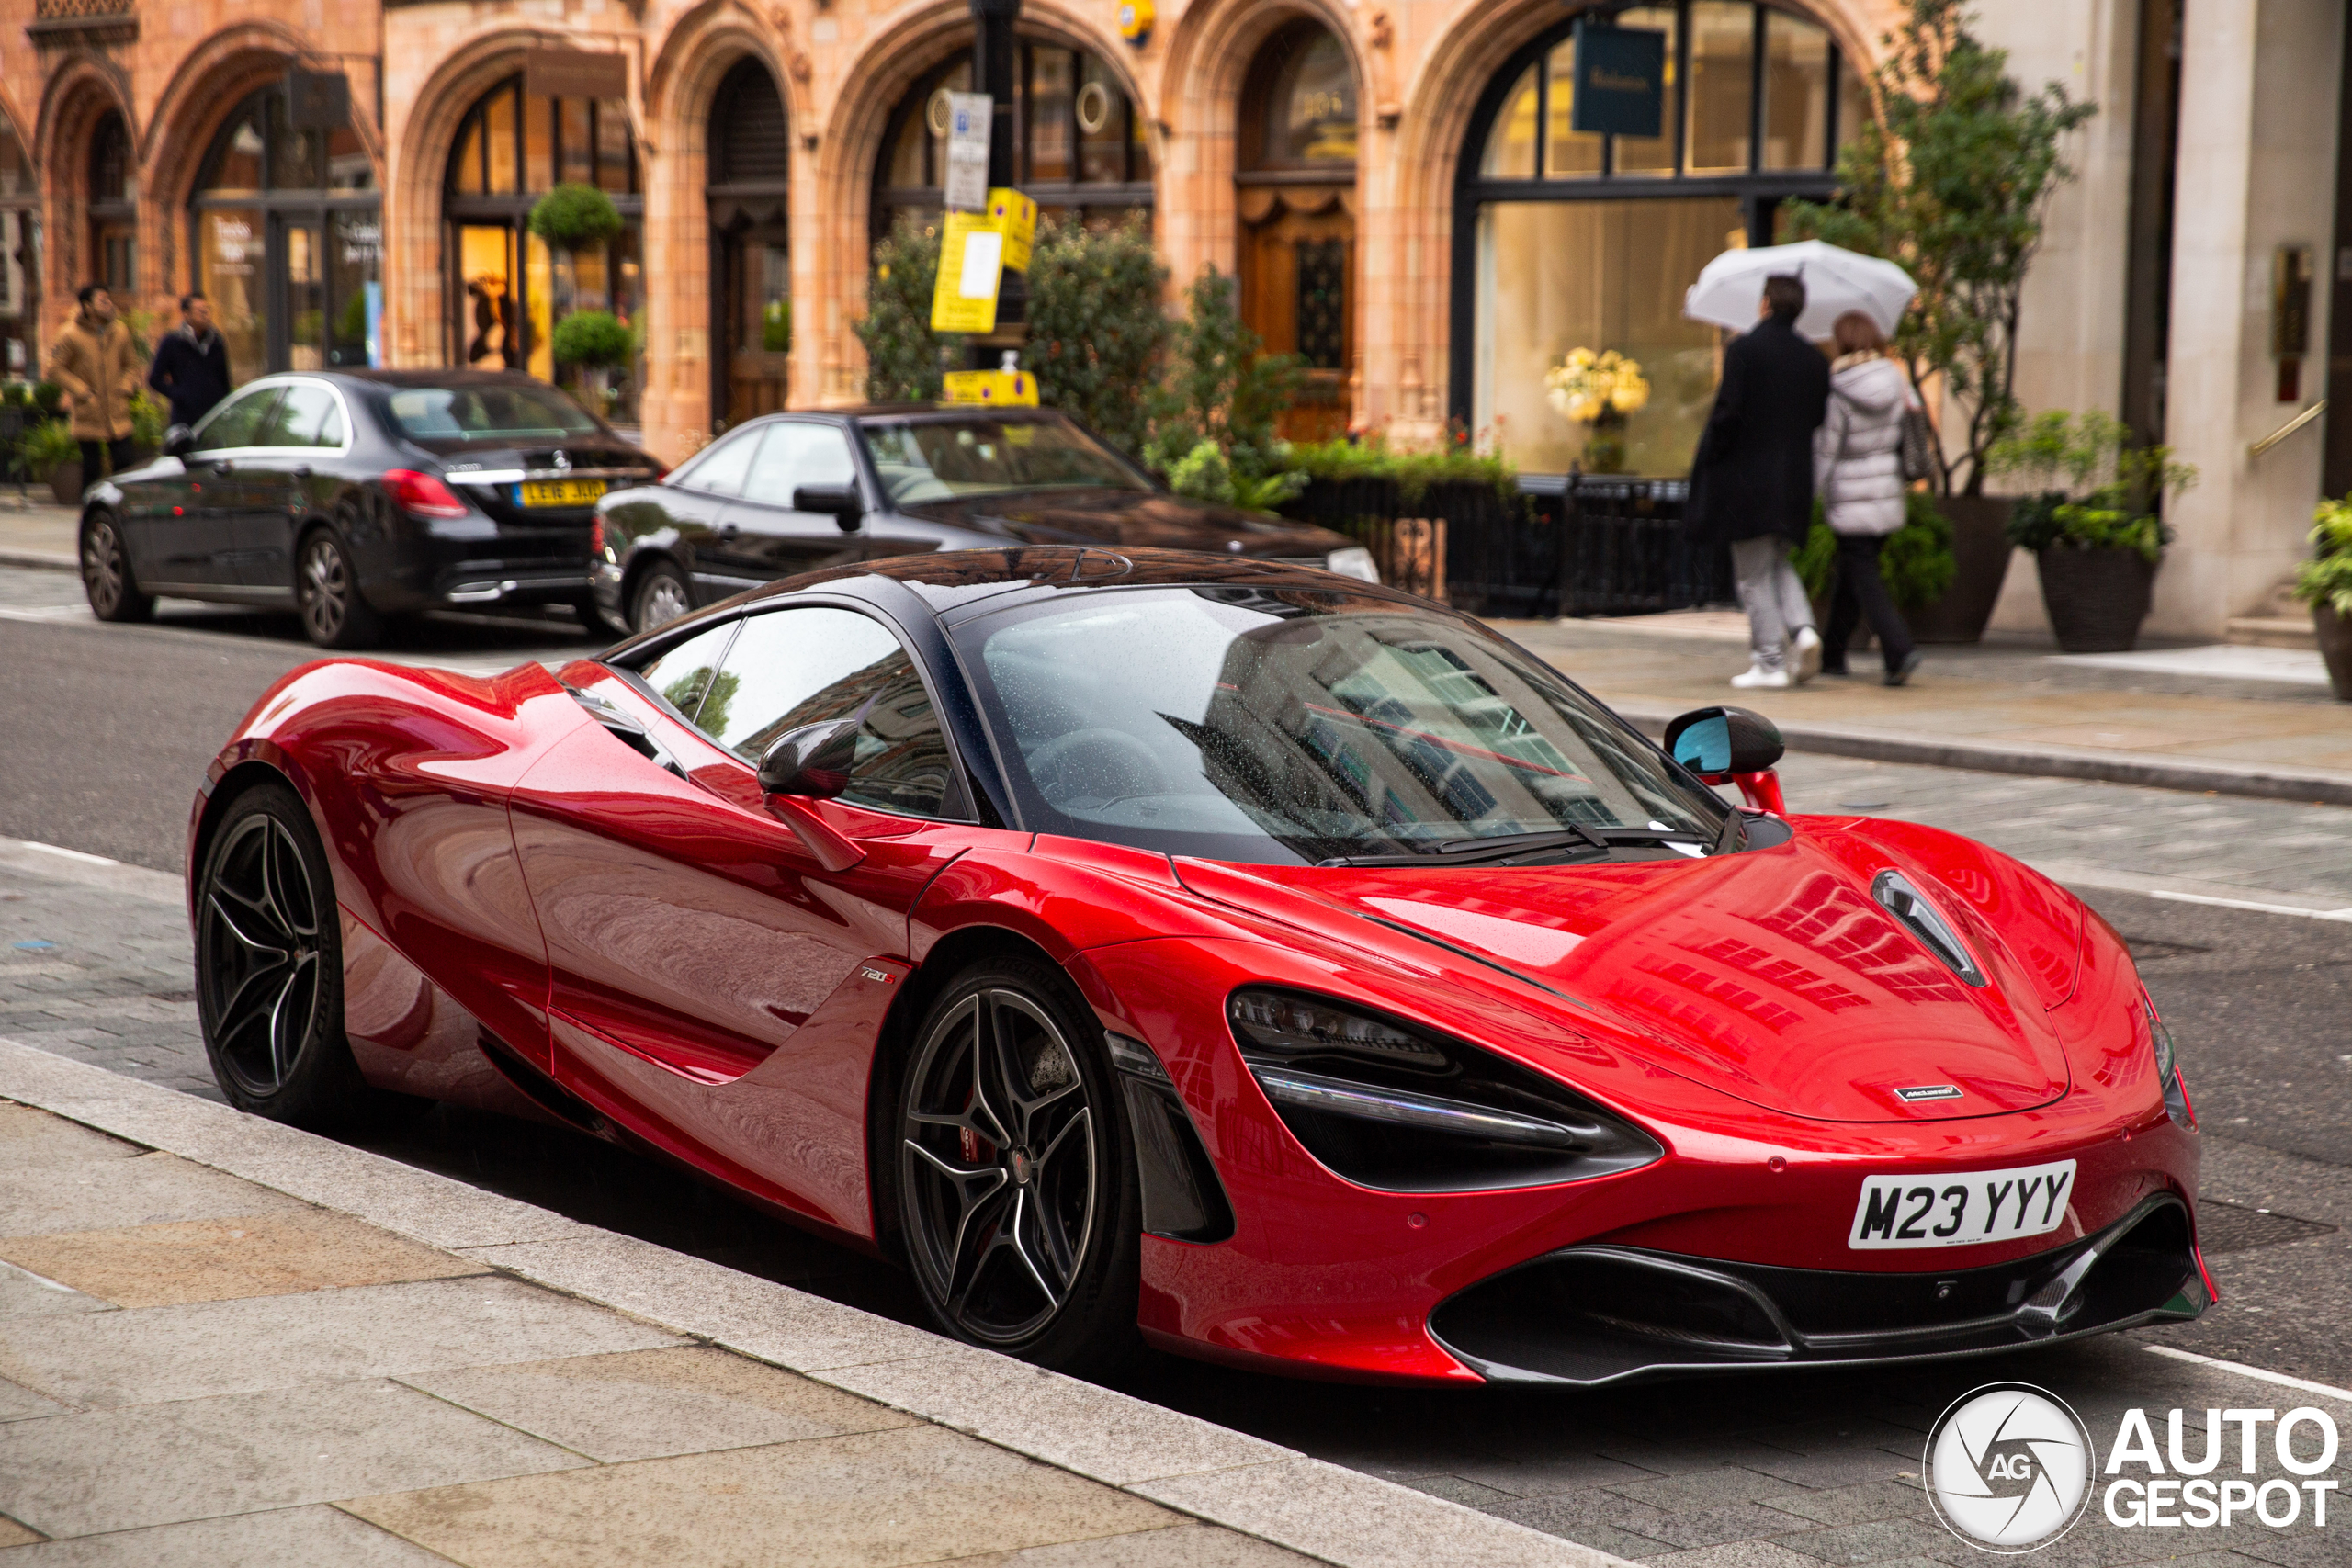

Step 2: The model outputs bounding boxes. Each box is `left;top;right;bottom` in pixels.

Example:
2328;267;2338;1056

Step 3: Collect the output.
1281;472;1733;620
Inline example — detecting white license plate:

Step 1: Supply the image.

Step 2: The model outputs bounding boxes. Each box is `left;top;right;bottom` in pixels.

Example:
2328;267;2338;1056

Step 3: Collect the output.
1848;1159;2078;1250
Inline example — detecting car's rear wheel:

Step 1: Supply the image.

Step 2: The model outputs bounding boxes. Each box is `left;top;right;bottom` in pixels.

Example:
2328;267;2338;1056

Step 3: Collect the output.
296;527;383;649
631;563;692;633
897;958;1140;1373
81;512;153;623
194;780;422;1130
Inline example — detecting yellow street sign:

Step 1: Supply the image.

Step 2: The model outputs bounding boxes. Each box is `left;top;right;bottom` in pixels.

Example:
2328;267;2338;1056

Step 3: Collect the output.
942;369;1039;406
989;188;1037;274
931;209;1005;333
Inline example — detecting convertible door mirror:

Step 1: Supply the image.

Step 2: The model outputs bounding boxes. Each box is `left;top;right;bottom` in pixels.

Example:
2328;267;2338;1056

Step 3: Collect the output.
164;423;196;458
1663;705;1787;815
757;717;861;799
793;483;865;532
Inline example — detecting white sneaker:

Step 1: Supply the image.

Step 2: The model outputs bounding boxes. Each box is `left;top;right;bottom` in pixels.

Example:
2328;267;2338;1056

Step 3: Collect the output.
1792;626;1822;682
1731;664;1792;690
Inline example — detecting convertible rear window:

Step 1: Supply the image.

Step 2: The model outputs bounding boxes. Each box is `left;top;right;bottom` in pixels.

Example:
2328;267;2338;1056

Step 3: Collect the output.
386;384;601;443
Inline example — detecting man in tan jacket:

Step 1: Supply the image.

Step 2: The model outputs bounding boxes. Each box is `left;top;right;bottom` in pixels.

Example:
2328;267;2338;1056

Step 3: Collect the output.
47;284;141;480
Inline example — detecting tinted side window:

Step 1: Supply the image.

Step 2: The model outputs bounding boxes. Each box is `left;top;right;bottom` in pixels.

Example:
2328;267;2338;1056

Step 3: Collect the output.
739;423;858;507
704;607;964;819
678;425;762;497
630;618;741;724
258;385;343;448
195;389;283;453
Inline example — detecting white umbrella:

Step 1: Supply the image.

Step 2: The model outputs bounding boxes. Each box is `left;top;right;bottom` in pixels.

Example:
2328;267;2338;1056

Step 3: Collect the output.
1683;239;1917;338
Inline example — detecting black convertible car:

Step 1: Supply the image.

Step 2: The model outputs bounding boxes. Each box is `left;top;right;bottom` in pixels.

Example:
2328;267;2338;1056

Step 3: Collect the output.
78;369;661;648
591;405;1378;632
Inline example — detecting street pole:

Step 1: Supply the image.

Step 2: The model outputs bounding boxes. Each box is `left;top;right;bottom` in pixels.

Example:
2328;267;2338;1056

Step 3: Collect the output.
967;0;1025;369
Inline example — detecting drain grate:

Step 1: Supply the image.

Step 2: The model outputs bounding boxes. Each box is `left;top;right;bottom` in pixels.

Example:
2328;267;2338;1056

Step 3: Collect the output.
2196;1201;2339;1255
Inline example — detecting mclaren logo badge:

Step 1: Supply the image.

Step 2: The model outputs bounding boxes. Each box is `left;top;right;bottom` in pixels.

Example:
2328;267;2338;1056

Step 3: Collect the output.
1896;1084;1966;1103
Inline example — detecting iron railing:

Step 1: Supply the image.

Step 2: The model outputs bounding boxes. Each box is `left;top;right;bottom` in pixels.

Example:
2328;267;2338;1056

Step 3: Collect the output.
33;0;134;17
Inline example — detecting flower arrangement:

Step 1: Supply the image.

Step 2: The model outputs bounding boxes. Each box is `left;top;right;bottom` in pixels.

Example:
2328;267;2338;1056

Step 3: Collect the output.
1544;348;1649;473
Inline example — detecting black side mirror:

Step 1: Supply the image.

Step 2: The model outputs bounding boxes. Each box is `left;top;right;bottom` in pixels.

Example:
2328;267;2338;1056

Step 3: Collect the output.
757;717;861;798
1663;705;1784;779
793;484;865;532
164;424;195;457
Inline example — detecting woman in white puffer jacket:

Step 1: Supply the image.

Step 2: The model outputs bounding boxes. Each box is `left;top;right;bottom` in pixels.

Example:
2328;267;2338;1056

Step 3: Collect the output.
1814;311;1921;685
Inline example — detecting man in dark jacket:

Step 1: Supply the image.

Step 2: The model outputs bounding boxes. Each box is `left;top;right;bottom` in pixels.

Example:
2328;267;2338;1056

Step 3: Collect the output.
1687;275;1830;689
146;292;232;429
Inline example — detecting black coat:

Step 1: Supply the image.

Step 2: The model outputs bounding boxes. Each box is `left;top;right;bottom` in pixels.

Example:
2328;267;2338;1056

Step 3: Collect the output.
1686;315;1830;546
147;327;232;429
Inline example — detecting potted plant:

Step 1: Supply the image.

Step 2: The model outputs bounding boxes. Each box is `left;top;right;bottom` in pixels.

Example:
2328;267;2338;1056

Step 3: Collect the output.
1544;348;1649;474
2297;497;2352;701
1796;491;1959;647
551;310;634;414
1781;0;2097;642
1992;411;2196;652
18;418;81;505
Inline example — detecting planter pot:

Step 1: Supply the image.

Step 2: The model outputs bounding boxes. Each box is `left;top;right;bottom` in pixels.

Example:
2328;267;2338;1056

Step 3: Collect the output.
2037;546;2157;654
48;460;82;507
1906;495;2013;644
2316;604;2352;702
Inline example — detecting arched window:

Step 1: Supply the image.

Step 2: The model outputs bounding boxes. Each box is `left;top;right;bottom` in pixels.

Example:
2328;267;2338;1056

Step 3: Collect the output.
189;84;380;383
87;111;136;300
0;116;39;378
709;60;791;428
1453;2;1868;476
1238;22;1358;440
444;73;643;421
873;43;1150;240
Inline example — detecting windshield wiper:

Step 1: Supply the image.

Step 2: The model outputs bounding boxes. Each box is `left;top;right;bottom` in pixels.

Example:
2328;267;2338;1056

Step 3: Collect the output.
1316;825;1715;868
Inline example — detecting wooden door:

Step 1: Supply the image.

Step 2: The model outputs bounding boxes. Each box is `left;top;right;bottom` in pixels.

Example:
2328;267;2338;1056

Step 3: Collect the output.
1238;186;1354;442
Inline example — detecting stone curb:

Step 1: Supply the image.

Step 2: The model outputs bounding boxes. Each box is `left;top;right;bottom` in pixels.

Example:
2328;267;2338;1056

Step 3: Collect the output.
0;1037;1628;1568
0;548;74;572
1611;702;2352;807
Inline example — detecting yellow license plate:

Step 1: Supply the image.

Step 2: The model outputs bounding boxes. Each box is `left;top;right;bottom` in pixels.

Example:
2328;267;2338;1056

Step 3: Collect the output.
520;479;606;507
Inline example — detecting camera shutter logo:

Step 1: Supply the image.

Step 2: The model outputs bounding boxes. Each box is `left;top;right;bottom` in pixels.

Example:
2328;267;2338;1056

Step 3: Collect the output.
1925;1383;2096;1552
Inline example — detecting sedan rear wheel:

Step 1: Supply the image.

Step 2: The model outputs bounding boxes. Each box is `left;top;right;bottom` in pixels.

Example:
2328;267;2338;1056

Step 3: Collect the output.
897;959;1140;1373
296;528;383;649
632;563;692;634
81;513;153;622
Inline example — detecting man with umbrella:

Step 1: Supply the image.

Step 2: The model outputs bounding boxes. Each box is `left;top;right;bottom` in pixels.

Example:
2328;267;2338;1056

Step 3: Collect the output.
1687;273;1828;689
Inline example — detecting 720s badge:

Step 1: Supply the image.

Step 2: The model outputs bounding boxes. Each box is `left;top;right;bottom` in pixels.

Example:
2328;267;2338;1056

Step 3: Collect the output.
1849;1160;2078;1250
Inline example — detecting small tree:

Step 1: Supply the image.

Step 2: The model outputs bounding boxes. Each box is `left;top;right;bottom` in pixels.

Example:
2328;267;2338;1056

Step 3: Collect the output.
855;218;959;402
1146;266;1303;491
1781;0;2095;496
1024;217;1170;456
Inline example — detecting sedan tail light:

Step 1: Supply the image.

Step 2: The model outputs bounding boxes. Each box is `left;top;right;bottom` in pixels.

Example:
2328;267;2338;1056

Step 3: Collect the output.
384;468;469;520
588;517;605;558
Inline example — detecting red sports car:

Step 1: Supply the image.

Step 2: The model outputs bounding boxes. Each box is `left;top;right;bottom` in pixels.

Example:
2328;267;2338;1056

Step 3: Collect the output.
187;547;2211;1383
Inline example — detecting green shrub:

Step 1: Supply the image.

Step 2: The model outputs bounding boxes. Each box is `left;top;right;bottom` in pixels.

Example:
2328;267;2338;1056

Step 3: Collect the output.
552;310;633;369
856;218;958;402
1145;266;1301;488
130;390;166;453
528;184;625;250
1024;218;1170;457
15;418;78;480
1990;408;2193;560
1795;491;1959;613
2294;496;2352;616
763;299;791;354
1283;436;1520;506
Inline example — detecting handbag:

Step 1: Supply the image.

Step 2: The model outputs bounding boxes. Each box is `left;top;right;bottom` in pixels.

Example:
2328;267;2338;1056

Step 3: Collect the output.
1899;402;1939;484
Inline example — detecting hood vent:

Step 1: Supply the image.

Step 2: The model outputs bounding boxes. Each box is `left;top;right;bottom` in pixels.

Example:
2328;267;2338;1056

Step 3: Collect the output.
1872;870;1987;987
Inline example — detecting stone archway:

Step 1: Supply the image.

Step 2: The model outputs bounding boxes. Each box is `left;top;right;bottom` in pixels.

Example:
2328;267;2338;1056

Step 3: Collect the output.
33;57;134;314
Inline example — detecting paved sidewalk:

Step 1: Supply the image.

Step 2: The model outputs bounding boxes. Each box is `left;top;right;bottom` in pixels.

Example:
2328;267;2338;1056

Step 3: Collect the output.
0;504;75;572
1498;613;2352;805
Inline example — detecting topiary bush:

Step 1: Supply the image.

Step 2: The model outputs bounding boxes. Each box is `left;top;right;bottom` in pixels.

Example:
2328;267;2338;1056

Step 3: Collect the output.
528;184;625;251
1023;217;1170;457
552;309;634;369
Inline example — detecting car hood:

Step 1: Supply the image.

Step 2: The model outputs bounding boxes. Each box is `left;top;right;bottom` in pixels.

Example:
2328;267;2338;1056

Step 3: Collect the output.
1175;824;2079;1123
899;489;1354;558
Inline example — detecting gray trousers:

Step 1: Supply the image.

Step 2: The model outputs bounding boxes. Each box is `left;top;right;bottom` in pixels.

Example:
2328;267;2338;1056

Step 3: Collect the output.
1730;536;1814;671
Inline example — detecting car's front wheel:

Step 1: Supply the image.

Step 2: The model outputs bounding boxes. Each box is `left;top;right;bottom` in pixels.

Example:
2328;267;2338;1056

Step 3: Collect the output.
81;512;153;623
896;958;1140;1373
631;562;693;634
194;780;421;1130
296;527;383;649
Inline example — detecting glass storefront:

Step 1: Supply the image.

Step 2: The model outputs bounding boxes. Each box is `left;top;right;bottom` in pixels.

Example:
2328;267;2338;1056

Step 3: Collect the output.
189;85;380;384
446;76;643;423
0;118;38;380
1453;2;1863;475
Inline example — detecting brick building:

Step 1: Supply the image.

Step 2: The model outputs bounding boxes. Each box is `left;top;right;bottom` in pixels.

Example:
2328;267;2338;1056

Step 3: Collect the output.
0;0;2344;640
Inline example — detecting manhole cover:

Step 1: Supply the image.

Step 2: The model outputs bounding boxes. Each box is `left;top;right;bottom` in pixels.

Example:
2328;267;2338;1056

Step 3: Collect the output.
2196;1201;2338;1255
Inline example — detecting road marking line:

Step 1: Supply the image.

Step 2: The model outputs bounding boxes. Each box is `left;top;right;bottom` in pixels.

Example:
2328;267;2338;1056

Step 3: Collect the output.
2148;890;2352;922
2145;1344;2352;1404
22;841;119;867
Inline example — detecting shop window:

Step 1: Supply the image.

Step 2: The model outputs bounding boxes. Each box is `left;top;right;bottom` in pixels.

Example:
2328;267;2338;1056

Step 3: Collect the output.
1259;28;1357;167
1239;21;1359;440
1761;9;1830;171
0;118;39;378
711;59;793;428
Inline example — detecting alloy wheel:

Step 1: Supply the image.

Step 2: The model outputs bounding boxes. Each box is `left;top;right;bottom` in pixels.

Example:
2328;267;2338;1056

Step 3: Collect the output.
637;572;690;631
198;812;324;1099
82;517;126;615
300;535;352;643
900;987;1099;1347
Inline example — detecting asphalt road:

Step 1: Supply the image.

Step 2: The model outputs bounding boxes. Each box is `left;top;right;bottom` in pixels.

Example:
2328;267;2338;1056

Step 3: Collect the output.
3;563;2349;1563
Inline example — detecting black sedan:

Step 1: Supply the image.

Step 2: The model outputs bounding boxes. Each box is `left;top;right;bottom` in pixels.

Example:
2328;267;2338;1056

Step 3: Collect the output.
590;405;1377;632
79;369;662;648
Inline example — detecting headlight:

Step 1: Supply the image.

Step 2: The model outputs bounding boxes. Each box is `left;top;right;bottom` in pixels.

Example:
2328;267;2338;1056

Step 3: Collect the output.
1324;546;1381;583
1228;987;1662;1192
2143;988;2192;1129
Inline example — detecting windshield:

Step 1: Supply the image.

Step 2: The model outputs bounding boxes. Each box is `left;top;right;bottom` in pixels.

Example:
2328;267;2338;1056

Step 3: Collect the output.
385;384;601;444
860;417;1151;505
955;586;1728;864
